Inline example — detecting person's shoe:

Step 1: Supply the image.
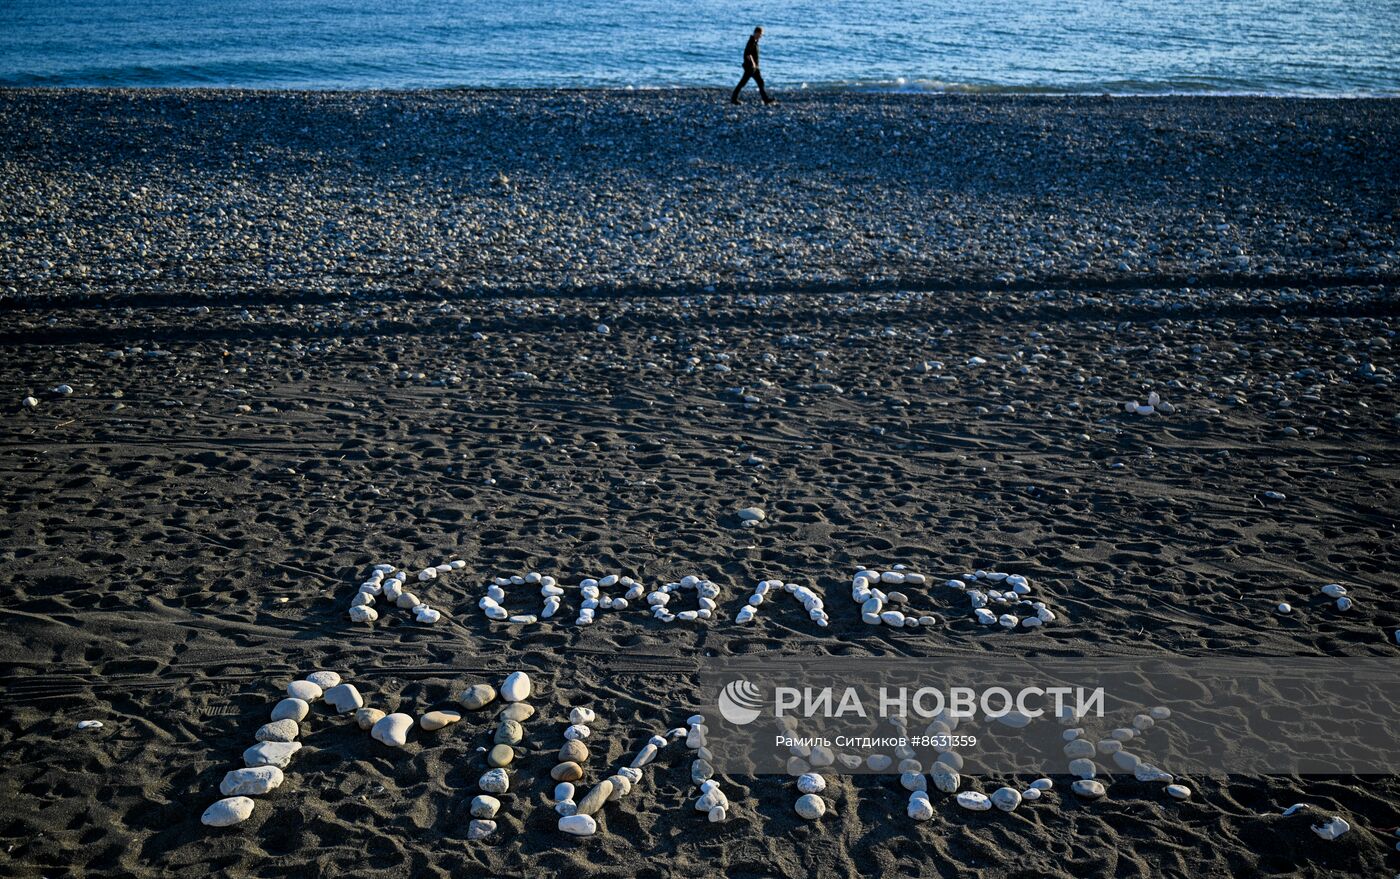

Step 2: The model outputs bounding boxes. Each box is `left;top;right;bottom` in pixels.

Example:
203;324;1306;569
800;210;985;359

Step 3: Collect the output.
763;97;777;105
730;98;741;105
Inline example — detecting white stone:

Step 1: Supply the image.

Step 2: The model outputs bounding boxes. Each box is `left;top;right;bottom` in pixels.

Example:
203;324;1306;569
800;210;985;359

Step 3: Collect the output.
995;711;1034;729
907;791;934;821
76;720;103;730
1029;778;1053;791
1321;583;1346;598
255;719;299;743
737;507;766;522
696;787;728;812
930;763;960;793
559;814;597;836
608;774;632;799
794;793;826;819
349;605;378;623
243;741;301;768
467;819;496;839
323;684;363;714
797;773;826;794
220;766;284;796
955;791;992;811
1064;739;1096;759
286;680;322;702
479;768;510;794
1166;784;1191;800
202;797;255;827
990;787;1022;812
1071;779;1106;798
371;713;414;747
501;671;532;702
271;698;309;722
1134;763;1173;782
471;795;501;819
305;671;341;689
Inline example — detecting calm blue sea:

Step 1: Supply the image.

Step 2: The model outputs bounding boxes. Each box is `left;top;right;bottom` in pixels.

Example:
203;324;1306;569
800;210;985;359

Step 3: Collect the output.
1;0;1396;94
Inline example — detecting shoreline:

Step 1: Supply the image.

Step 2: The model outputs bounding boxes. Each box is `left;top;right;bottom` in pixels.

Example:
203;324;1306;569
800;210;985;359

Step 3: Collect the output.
4;85;1400;98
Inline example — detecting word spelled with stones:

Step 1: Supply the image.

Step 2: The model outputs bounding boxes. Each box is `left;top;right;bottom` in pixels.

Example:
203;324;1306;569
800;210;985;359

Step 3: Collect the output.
648;575;721;624
349;561;457;625
948;569;1058;630
685;715;727;823
735;579;829;628
1059;705;1181;800
479;572;642;626
467;671;534;839
851;565;937;630
551;705;597;817
558;716;686;836
202;671;346;827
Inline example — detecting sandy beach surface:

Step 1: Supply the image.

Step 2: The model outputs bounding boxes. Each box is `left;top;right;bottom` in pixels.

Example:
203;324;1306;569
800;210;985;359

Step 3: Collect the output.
1;90;1398;877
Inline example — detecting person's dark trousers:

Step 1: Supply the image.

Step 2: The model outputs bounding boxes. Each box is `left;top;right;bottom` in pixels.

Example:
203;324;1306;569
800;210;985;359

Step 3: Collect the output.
731;66;771;102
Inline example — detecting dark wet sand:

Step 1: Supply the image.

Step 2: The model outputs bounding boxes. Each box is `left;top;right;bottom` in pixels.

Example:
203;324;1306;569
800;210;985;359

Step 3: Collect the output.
1;91;1398;878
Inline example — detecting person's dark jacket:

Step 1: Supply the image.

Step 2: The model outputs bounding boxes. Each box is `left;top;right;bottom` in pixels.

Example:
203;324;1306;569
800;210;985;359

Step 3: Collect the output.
743;34;760;71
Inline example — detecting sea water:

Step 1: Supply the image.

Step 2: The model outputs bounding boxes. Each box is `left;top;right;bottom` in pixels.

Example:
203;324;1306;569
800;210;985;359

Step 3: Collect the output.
1;0;1396;94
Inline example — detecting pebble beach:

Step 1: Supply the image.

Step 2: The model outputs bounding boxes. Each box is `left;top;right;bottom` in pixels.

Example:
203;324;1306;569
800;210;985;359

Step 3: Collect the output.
1;89;1399;877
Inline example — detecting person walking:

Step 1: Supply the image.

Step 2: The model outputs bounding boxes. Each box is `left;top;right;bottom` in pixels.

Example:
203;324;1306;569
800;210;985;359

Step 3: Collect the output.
731;27;775;105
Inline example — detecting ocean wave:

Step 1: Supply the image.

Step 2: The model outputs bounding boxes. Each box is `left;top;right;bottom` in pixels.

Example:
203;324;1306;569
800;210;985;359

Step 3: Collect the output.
794;77;1400;98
